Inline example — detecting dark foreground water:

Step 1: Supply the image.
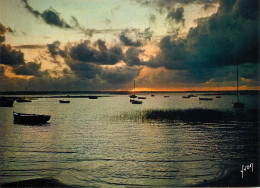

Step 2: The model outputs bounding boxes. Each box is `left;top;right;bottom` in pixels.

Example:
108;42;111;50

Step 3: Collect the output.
0;93;259;187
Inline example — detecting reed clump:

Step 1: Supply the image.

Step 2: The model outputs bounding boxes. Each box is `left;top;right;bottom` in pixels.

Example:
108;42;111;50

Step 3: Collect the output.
115;108;259;123
144;108;258;122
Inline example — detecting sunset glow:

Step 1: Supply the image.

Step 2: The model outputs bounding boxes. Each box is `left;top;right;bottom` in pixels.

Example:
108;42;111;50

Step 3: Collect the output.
0;0;258;92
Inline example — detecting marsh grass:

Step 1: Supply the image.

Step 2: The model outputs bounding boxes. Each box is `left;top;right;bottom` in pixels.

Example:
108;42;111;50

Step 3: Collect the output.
113;108;259;123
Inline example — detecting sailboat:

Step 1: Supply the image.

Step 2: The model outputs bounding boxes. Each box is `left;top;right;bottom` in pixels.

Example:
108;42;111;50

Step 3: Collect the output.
129;80;137;98
233;64;244;108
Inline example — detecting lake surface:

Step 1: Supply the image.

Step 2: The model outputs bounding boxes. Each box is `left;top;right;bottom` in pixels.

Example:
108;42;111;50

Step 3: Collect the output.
0;92;259;187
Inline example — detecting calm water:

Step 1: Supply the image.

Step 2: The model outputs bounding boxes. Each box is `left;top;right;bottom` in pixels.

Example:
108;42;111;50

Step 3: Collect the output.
0;93;259;187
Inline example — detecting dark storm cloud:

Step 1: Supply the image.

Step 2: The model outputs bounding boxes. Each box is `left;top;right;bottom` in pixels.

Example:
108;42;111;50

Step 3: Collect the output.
47;40;67;58
69;39;123;65
100;66;141;84
67;61;101;79
13;62;47;77
0;22;6;43
21;0;72;29
119;30;142;47
167;7;185;25
125;47;145;66
0;66;5;76
147;0;259;83
0;44;25;66
0;22;48;78
135;0;218;26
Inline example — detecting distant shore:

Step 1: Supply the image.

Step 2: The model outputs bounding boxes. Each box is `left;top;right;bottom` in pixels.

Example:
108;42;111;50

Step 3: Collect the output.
0;90;259;96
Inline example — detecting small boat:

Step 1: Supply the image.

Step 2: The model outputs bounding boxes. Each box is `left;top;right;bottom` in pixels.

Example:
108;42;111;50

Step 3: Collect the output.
188;94;197;97
138;97;146;99
164;96;169;98
182;96;190;99
88;96;98;99
131;100;142;104
216;95;221;98
13;112;51;124
199;97;213;101
59;100;70;103
16;98;31;103
151;94;155;97
233;101;244;108
130;94;137;98
130;80;137;98
0;97;14;107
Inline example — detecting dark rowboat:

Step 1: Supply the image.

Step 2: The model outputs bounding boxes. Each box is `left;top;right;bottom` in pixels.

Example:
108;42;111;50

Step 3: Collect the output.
131;100;142;104
88;96;98;99
199;97;213;101
59;100;70;103
13;112;51;124
0;97;14;107
138;97;146;99
130;94;137;98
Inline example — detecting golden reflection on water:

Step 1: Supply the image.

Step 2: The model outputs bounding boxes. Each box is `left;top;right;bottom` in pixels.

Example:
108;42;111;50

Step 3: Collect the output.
0;94;258;186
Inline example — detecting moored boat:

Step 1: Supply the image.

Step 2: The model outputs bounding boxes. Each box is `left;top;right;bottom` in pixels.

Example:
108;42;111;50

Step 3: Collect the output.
88;96;98;99
0;97;14;107
164;96;169;98
138;97;146;99
199;97;213;101
13;112;51;124
131;100;142;104
59;100;70;103
16;98;31;103
182;96;190;99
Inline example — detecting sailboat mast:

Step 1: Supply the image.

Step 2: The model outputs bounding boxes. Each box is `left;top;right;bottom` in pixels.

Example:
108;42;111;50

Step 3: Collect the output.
236;63;239;102
134;80;135;91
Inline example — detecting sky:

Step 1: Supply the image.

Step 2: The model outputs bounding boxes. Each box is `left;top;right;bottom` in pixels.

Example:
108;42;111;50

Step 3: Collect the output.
0;0;259;91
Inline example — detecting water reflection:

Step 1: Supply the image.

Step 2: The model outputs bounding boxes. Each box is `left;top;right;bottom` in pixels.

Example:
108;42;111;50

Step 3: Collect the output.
0;94;258;187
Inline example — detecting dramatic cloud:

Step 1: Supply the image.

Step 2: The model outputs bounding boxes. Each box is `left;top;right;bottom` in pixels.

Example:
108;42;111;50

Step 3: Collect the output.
69;39;123;65
13;62;47;77
0;44;25;66
166;7;185;25
147;0;259;83
125;47;145;67
100;66;141;84
0;22;48;78
47;40;67;58
21;0;72;29
119;30;142;47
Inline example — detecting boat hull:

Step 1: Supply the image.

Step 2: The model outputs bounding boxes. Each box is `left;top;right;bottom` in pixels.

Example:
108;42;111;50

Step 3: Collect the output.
59;100;70;103
233;102;244;108
131;100;142;104
0;98;14;107
13;112;51;125
199;98;213;101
